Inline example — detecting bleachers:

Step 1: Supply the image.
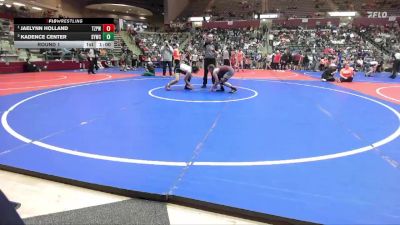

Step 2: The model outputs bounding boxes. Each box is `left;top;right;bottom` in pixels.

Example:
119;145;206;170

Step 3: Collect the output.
0;18;18;62
189;28;265;57
356;23;400;54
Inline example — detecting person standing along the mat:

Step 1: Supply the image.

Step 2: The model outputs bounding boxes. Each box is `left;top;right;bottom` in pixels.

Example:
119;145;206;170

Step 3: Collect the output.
161;41;173;76
191;50;199;67
222;47;230;66
272;50;281;70
280;49;289;70
173;44;181;74
78;50;86;71
119;50;127;72
132;53;138;70
230;48;237;71
166;64;200;91
208;64;237;93
202;34;218;88
390;49;400;79
237;49;245;72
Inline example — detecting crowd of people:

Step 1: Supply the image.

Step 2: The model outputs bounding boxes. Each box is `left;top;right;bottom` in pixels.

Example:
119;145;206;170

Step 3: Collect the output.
144;23;400;81
122;22;400;81
357;22;400;54
132;32;189;67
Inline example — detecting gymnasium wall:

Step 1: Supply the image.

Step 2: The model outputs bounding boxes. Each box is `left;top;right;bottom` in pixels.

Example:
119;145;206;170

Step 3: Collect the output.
15;0;84;17
61;0;84;17
164;0;189;24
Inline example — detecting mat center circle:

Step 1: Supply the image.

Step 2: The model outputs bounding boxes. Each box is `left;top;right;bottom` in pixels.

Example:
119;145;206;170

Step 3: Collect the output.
148;84;258;103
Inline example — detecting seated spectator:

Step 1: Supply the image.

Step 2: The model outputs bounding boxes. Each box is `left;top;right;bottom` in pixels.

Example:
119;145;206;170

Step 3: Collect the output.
355;58;364;72
143;61;155;76
321;64;337;82
339;63;354;82
104;56;113;68
96;58;104;70
365;61;378;77
23;58;41;72
319;57;329;71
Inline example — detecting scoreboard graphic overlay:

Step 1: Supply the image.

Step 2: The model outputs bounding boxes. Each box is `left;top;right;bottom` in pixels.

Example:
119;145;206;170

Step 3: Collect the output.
14;18;115;49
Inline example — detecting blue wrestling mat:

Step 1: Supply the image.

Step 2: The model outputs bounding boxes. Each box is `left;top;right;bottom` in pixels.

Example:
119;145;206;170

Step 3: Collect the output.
1;71;400;224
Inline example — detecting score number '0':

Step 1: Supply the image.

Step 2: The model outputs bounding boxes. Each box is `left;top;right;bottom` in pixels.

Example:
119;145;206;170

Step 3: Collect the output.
103;24;115;32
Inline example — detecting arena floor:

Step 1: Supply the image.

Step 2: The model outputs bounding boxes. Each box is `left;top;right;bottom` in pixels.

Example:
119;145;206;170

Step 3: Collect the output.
1;68;400;224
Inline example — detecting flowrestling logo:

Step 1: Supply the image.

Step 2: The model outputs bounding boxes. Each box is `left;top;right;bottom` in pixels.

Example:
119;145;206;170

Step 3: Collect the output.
367;11;388;18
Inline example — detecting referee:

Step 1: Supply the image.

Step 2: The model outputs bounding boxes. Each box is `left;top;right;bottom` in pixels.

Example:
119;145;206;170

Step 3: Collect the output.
87;48;96;74
202;34;218;88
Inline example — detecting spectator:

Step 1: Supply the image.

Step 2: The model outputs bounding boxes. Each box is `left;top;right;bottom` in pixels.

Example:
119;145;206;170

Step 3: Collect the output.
119;51;127;71
160;41;173;76
339;63;354;82
272;50;281;70
365;60;378;77
255;52;263;69
143;62;156;76
77;50;86;71
321;64;337;82
132;53;138;69
222;47;230;66
23;58;40;72
237;48;245;72
191;51;199;67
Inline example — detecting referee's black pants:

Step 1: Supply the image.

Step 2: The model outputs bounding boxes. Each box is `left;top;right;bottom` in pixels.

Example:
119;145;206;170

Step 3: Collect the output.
223;59;230;66
392;59;400;78
203;58;216;85
88;58;95;74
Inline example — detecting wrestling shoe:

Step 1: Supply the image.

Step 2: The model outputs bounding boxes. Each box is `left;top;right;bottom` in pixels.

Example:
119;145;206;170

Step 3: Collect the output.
229;87;237;93
216;86;225;92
